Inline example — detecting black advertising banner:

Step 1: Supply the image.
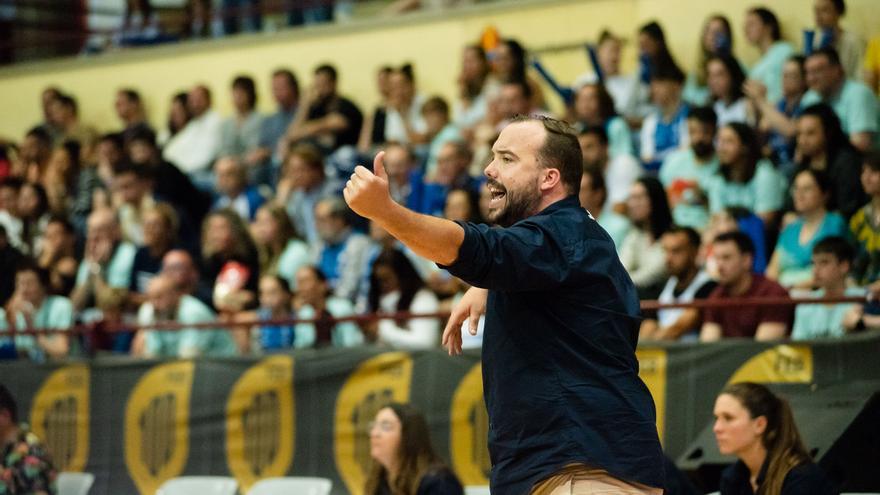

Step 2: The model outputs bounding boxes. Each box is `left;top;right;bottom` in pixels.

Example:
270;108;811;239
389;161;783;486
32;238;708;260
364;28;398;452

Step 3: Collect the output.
1;332;878;494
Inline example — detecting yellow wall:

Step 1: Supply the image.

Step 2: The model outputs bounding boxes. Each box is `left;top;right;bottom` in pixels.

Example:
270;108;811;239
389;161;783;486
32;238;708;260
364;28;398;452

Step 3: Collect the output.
0;0;878;140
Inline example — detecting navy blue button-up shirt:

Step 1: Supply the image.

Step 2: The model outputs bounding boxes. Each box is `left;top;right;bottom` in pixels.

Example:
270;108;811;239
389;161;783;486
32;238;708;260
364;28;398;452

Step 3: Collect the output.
443;195;664;494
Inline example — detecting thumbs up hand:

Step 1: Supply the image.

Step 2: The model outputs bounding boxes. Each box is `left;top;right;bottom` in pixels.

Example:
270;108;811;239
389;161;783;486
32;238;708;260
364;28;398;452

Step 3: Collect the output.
343;151;394;220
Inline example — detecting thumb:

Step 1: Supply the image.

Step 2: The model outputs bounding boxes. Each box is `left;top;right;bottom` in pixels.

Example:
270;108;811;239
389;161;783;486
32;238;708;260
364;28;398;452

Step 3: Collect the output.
373;151;387;179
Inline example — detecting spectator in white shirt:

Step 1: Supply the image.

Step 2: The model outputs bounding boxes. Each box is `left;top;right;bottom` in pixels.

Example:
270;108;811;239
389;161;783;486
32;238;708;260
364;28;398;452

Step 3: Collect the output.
162;84;224;191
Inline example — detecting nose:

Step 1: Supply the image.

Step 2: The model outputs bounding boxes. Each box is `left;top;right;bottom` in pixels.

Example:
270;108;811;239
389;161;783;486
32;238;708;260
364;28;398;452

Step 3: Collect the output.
712;419;722;435
484;159;498;179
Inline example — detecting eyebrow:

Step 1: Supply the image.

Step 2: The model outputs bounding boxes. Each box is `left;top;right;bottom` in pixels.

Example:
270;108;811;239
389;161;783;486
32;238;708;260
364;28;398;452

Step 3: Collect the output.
493;147;519;160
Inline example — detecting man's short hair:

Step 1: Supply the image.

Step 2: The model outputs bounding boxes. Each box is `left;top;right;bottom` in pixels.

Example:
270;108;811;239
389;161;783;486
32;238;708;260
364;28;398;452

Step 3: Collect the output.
113;161;154;181
687;106;718;127
232;75;258;108
808;47;843;68
665;225;702;249
99;132;125;149
445;140;473;162
272;68;299;95
504;79;533;101
582;166;606;193
862;150;880;172
315;64;338;82
511;115;582;197
651;61;685;84
0;384;18;423
118;88;141;104
286;143;324;172
15;261;51;289
421;96;449;117
829;0;846;15
713;231;755;256
25;126;52;145
317;196;351;224
47;214;76;236
813;236;855;264
57;94;77;115
0;176;24;193
127;127;157;147
578;125;609;145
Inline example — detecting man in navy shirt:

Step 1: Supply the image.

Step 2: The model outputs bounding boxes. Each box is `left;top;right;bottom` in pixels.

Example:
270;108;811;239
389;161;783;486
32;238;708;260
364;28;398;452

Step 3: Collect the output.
343;116;664;494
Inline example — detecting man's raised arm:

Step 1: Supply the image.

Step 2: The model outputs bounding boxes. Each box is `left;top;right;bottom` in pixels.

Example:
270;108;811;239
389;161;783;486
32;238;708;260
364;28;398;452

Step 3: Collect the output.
343;151;465;266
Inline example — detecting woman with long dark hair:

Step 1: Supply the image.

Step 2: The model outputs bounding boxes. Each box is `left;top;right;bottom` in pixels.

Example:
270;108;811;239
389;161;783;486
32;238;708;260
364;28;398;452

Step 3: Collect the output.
493;38;544;109
793;103;866;219
705;123;787;226
364;402;463;495
367;248;439;350
707;53;750;125
713;382;837;495
685;14;735;106
619;177;673;298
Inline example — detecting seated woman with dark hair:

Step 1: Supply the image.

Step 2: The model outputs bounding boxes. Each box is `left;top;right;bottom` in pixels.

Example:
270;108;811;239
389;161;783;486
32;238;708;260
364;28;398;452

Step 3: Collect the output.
713;382;837;495
367;248;440;350
365;402;463;495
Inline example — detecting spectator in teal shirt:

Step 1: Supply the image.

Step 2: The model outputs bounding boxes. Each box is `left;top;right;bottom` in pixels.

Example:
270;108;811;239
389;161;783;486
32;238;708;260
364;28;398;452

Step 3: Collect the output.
0;264;72;361
133;273;237;359
792;236;864;339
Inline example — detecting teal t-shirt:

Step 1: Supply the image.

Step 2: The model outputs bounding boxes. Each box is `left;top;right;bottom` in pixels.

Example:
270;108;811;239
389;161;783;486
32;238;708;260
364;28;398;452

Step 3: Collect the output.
596;209;632;251
141;294;237;358
749;42;795;104
775;212;848;286
0;296;74;361
75;241;138;289
276;239;311;290
606;116;635;159
791;287;864;340
706;159;786;215
659;148;719;230
800;79;879;134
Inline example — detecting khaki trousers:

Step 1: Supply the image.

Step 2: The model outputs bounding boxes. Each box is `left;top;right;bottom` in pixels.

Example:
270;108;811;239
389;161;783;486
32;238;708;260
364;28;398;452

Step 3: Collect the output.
530;465;663;495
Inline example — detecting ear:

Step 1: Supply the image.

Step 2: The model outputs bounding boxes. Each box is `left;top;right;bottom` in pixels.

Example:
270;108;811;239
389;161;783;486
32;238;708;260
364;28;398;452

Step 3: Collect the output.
539;168;562;192
752;415;768;437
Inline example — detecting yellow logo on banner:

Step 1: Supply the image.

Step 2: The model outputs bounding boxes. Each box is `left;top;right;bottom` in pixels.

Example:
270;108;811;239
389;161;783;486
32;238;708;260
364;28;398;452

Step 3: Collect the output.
636;348;667;444
226;355;295;492
29;364;90;472
124;361;195;495
449;363;490;486
334;352;413;495
728;345;813;384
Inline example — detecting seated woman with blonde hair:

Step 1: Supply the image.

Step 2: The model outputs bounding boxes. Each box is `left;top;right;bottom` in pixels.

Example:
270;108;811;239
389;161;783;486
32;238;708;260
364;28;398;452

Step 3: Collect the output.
365;402;463;495
713;382;837;495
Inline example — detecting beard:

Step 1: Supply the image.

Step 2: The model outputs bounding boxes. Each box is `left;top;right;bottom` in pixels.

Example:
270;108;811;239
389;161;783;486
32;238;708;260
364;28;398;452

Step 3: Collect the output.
692;141;714;160
486;178;542;227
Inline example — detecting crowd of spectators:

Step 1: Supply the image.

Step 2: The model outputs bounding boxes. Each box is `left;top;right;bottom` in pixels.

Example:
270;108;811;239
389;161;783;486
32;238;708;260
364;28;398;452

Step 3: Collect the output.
1;0;880;361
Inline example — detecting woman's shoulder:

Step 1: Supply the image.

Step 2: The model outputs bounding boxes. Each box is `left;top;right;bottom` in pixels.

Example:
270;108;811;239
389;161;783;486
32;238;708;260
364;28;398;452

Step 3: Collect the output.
417;465;464;495
782;462;838;495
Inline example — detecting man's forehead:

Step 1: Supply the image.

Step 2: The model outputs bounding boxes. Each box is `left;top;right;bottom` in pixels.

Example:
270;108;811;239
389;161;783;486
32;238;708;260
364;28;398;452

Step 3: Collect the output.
494;121;544;152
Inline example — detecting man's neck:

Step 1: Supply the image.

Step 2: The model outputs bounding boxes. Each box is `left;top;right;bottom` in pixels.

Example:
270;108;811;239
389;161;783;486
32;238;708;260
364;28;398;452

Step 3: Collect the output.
823;279;847;297
727;272;754;297
661;100;682;120
536;190;571;214
870;195;880;214
821;79;845;100
675;265;699;290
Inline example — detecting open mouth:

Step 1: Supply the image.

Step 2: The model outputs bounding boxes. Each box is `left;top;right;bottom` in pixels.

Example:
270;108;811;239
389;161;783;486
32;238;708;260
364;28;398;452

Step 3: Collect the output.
487;182;506;207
